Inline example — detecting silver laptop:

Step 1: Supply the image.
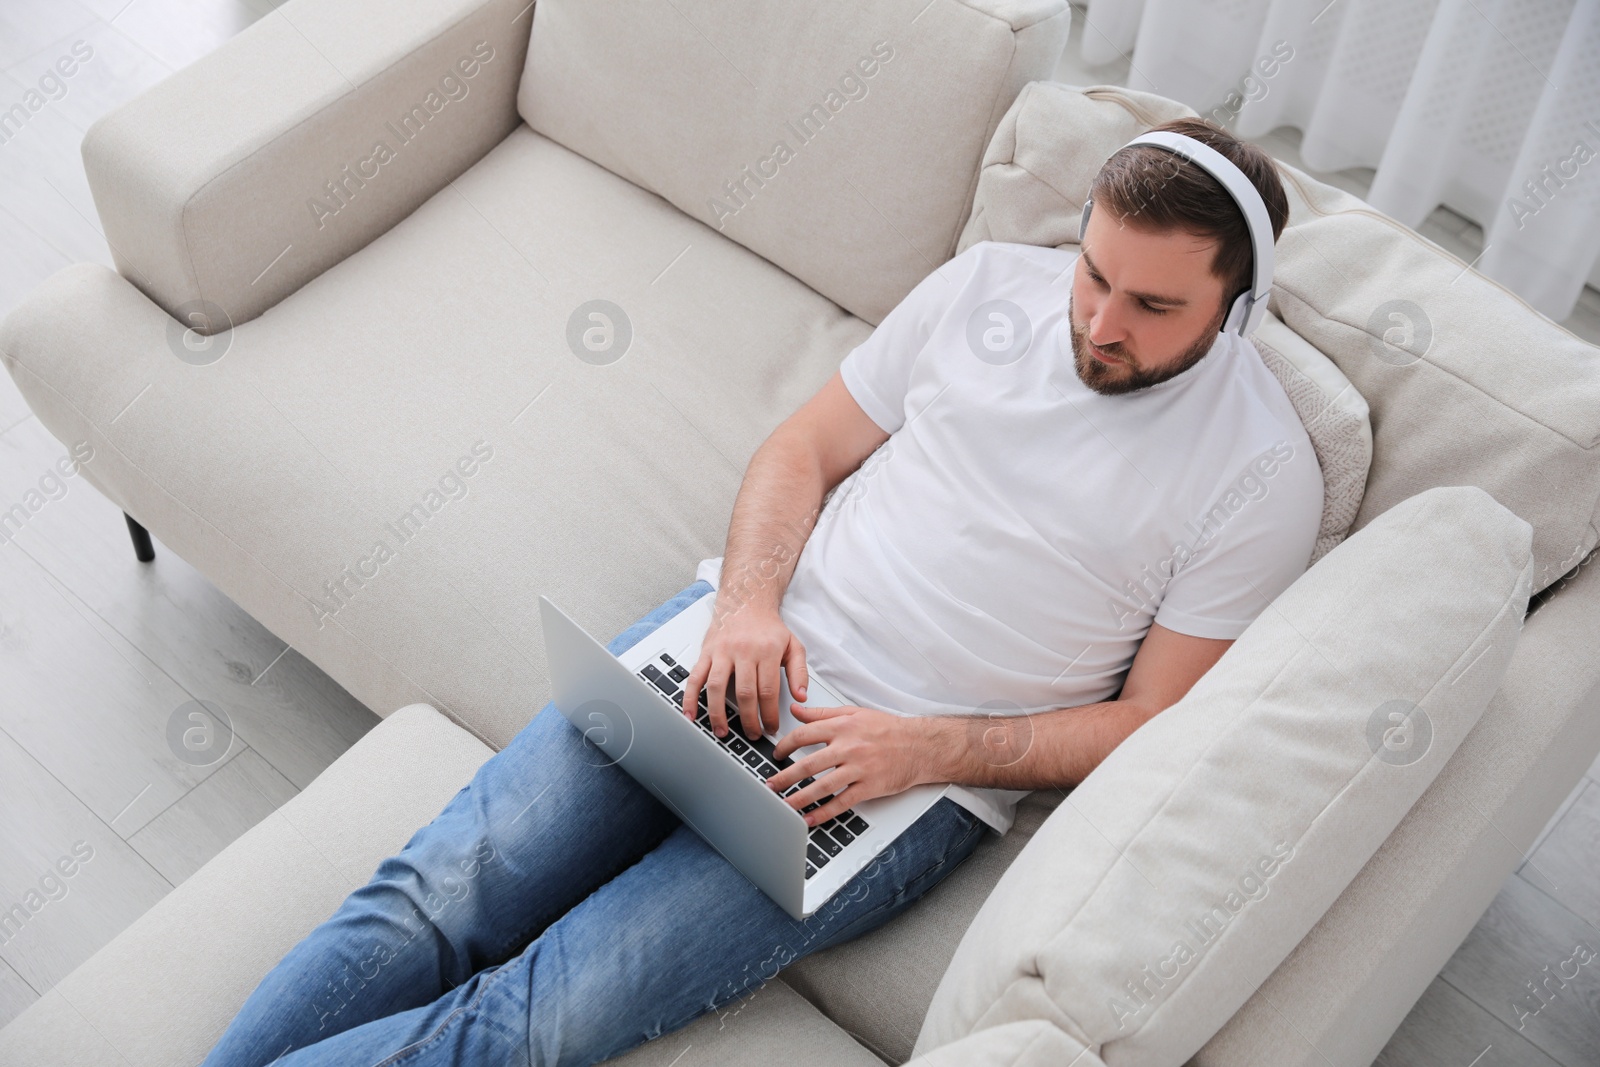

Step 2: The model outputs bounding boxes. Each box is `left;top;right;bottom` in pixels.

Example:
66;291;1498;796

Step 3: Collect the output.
539;591;952;919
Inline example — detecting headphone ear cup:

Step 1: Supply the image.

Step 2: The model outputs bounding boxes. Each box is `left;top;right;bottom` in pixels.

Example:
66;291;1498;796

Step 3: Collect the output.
1078;199;1092;243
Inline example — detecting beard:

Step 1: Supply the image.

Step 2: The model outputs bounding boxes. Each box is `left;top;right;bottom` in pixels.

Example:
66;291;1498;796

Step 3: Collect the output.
1068;290;1225;396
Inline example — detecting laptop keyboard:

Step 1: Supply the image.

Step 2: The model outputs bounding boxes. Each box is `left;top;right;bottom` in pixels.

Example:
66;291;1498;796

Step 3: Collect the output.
637;651;871;881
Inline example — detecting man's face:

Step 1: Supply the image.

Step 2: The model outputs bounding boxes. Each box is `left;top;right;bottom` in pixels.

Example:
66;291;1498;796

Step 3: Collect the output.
1067;204;1229;396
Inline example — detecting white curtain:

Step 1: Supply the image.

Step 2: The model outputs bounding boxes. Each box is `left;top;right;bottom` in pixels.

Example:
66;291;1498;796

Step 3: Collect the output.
1077;0;1600;323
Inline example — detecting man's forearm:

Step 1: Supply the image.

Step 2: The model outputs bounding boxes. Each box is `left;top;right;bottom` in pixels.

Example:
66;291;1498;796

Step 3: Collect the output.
715;430;827;622
911;699;1159;791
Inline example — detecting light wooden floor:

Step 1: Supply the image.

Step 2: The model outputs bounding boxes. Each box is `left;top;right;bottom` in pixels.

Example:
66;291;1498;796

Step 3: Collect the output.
0;2;1597;1063
0;0;378;1030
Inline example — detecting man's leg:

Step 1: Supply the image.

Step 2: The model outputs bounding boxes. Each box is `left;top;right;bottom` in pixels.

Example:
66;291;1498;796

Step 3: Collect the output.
258;796;988;1067
202;580;715;1067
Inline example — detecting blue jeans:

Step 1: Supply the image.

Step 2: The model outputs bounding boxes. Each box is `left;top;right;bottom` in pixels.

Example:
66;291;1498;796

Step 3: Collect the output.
203;579;988;1067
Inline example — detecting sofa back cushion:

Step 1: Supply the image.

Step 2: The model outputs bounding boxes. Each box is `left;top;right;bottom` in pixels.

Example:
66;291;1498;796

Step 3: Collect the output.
1269;165;1600;594
1251;310;1372;565
958;80;1600;595
516;0;1071;325
913;485;1535;1066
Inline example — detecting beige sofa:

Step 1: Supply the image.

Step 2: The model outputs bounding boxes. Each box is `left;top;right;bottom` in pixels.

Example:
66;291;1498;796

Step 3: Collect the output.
3;1;1599;1064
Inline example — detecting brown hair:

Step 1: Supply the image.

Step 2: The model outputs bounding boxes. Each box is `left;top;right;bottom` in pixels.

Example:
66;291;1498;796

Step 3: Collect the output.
1088;117;1289;315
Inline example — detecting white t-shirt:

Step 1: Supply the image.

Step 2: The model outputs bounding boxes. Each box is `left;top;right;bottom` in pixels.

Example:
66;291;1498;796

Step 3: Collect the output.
697;240;1323;835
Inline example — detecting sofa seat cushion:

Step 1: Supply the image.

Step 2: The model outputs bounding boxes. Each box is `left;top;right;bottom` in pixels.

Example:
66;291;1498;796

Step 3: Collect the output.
0;704;888;1066
1;124;875;750
606;979;888;1067
781;787;1067;1064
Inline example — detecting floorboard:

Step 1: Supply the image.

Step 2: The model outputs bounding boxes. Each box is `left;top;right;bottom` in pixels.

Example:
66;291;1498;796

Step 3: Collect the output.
127;747;299;885
0;415;379;791
1440;873;1600;1067
1522;780;1600;934
1376;976;1564;1067
0;960;37;1033
0;727;172;994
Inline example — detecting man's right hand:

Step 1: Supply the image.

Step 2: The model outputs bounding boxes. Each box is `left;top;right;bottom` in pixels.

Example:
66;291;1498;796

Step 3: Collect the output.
682;603;809;741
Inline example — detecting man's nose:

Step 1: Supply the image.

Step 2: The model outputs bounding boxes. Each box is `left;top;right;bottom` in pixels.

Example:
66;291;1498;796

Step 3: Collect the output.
1087;302;1128;347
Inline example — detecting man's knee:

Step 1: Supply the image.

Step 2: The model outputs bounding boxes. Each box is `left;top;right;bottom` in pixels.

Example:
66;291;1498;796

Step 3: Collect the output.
307;934;401;1032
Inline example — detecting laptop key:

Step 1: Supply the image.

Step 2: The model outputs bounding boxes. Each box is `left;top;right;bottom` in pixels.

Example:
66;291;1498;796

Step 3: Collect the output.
843;814;869;835
831;822;855;845
815;831;843;857
660;653;677;667
741;750;764;770
805;861;817;880
668;665;689;683
807;843;829;868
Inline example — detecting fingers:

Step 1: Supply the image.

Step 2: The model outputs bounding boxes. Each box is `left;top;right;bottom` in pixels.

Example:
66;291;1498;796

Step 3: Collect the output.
777;703;854;751
770;703;855;762
786;635;808;702
773;769;858;827
765;746;808;791
706;654;733;737
784;766;843;811
790;702;854;719
770;710;813;763
765;736;843;795
804;781;863;827
732;653;761;740
758;656;781;736
681;653;704;721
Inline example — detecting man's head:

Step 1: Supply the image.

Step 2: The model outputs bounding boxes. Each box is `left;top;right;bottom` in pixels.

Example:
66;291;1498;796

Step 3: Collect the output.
1068;118;1289;396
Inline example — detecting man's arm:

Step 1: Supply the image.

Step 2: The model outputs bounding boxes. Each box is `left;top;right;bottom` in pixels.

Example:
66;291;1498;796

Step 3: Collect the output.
914;622;1234;790
713;370;888;622
682;369;889;737
768;622;1235;827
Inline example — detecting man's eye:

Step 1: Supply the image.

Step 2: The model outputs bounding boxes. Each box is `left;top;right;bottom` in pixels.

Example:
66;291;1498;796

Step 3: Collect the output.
1088;269;1166;314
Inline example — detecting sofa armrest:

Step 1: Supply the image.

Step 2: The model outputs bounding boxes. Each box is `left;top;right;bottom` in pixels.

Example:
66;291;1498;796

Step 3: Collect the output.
81;0;531;330
912;486;1534;1066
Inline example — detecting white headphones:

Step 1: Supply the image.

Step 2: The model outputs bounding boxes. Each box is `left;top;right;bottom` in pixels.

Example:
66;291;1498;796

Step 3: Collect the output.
1078;130;1275;337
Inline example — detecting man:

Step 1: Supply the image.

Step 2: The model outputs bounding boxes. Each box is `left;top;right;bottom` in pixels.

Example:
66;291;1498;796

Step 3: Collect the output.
204;117;1322;1067
691;116;1319;840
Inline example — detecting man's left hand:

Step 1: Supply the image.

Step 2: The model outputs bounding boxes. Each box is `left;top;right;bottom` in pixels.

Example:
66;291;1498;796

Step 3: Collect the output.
766;703;933;827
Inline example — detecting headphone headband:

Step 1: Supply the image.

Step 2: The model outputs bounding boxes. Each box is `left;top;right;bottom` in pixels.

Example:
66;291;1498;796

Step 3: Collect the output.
1078;130;1276;336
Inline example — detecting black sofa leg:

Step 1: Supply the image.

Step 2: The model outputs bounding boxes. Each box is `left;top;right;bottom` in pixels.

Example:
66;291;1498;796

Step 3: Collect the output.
125;512;156;563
